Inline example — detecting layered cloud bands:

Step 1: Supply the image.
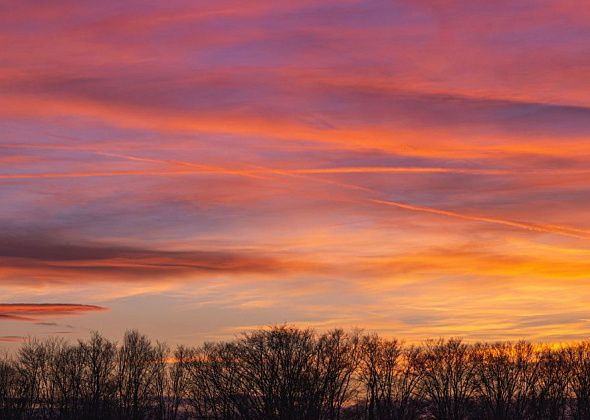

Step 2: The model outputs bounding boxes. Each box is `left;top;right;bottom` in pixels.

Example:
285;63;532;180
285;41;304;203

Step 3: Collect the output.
0;233;317;285
1;0;590;344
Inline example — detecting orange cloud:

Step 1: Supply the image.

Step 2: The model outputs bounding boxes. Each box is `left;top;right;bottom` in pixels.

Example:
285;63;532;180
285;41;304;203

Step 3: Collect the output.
0;336;26;343
0;304;107;322
1;0;590;345
0;234;321;287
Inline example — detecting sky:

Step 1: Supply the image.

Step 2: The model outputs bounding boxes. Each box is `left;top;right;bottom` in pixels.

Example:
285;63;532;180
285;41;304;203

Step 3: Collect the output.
1;0;590;349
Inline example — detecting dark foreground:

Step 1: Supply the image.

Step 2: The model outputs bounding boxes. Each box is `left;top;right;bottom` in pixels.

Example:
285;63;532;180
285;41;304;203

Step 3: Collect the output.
1;326;589;419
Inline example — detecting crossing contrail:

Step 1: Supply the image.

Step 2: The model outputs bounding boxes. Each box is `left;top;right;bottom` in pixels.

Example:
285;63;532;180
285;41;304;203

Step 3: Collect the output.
0;166;516;180
372;199;590;239
4;146;590;240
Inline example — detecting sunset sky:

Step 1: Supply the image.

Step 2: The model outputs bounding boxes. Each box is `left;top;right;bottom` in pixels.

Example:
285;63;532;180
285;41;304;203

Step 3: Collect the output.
2;0;590;348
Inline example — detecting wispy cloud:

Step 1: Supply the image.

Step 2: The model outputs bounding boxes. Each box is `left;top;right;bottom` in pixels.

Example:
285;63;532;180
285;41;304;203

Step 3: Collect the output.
0;304;107;322
1;0;590;344
372;199;590;240
0;336;26;343
0;232;321;287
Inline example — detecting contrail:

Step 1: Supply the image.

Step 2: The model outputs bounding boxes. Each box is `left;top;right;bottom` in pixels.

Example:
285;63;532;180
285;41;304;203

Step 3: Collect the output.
0;165;516;180
94;151;267;179
4;147;589;240
372;199;590;239
5;144;590;240
292;167;511;175
248;165;376;193
6;143;590;178
0;170;249;179
79;149;521;178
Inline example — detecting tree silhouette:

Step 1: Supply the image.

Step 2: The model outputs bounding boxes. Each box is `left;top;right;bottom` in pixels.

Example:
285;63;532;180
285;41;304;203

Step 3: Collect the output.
1;326;589;419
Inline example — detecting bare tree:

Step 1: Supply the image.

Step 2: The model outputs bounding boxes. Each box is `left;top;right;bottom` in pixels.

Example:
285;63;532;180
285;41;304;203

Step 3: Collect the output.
165;345;190;420
51;343;85;418
314;329;361;419
475;342;528;419
359;335;422;420
418;338;478;420
532;346;569;420
184;326;362;419
5;327;590;419
511;341;542;419
0;355;18;419
151;342;170;420
232;325;319;419
185;342;241;419
565;342;590;420
78;331;117;418
115;330;159;419
16;337;65;419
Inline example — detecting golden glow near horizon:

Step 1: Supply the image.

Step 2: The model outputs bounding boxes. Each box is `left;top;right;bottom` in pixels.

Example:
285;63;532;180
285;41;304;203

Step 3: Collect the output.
1;0;590;347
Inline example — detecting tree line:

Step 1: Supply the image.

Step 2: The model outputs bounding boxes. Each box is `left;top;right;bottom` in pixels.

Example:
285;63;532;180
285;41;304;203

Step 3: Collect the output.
1;326;590;419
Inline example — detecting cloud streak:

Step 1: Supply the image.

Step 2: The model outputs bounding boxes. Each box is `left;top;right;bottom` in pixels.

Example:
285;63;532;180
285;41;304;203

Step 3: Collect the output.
0;304;107;322
372;199;590;240
0;233;320;287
